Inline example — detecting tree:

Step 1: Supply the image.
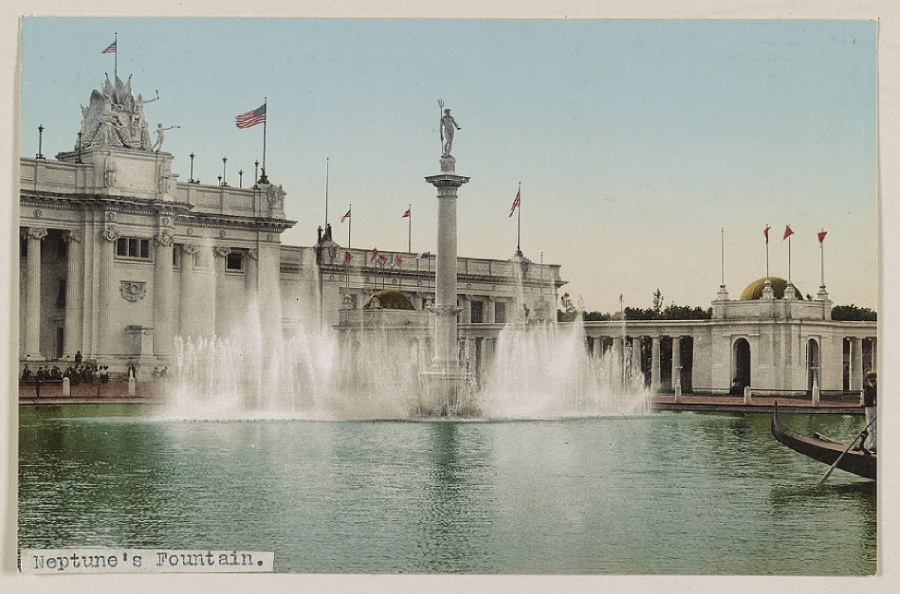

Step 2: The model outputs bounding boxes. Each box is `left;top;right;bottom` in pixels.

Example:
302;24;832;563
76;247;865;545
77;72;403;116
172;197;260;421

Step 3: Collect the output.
557;292;578;322
831;304;877;321
652;289;664;317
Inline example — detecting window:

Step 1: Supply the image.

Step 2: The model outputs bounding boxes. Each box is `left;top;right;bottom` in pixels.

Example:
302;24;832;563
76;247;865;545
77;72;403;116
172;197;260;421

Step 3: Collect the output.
471;300;484;324
116;237;151;260
173;245;181;268
495;302;507;324
226;251;244;272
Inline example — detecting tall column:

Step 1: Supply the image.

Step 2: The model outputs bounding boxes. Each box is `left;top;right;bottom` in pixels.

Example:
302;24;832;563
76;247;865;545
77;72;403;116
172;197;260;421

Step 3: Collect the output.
97;225;119;357
651;336;661;393
153;229;174;357
425;157;470;373
850;337;863;392
672;336;682;399
63;230;84;358
421;155;470;415
23;227;47;359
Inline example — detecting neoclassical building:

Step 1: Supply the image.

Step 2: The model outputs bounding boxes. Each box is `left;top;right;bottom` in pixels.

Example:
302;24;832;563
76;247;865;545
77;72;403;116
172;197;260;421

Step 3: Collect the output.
18;75;562;378
19;74;875;396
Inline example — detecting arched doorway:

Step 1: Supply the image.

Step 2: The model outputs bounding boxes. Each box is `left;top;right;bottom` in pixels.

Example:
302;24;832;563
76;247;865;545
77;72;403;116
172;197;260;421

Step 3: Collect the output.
732;338;751;392
807;338;820;392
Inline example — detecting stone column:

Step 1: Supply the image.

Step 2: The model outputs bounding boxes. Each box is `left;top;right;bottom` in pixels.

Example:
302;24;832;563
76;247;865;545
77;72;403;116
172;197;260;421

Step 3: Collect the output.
651;336;661;393
179;244;198;337
246;248;259;305
485;297;496;324
97;225;119;357
631;336;642;383
214;246;232;336
422;156;471;415
672;336;682;400
62;230;84;358
153;229;174;357
850;337;863;392
871;337;877;372
23;227;47;358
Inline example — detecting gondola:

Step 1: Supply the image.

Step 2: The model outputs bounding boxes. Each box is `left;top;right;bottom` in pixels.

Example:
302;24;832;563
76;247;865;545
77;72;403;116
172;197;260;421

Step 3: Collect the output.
771;403;876;480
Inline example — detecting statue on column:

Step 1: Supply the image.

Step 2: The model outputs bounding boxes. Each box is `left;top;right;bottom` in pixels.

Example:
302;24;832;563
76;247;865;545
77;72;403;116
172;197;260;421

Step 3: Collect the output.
438;100;461;157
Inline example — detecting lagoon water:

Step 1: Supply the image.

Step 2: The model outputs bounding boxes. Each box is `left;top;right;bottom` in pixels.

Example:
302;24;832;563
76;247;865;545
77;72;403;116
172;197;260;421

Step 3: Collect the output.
18;406;875;574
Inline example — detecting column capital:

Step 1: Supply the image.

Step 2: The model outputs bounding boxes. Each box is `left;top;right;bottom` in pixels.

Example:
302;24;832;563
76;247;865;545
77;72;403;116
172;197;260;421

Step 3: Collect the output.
214;246;232;258
182;243;199;255
25;227;48;241
63;229;83;243
248;248;259;260
154;229;174;247
101;225;119;242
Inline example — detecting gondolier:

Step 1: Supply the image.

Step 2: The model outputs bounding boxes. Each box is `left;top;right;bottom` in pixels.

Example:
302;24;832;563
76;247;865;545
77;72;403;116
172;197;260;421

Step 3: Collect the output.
860;371;877;452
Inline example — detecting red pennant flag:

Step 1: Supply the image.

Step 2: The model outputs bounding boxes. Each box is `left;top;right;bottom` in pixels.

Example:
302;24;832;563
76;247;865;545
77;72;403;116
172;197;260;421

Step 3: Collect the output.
343;250;352;264
341;208;351;222
102;40;117;54
509;189;521;217
817;230;827;244
370;247;379;262
764;225;771;244
783;225;794;240
378;254;388;266
416;251;431;260
402;208;411;218
395;255;403;265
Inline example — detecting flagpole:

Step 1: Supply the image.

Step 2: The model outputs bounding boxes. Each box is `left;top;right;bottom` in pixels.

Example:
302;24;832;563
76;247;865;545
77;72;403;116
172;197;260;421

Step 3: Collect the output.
820;229;825;287
407;204;412;253
324;157;329;228
788;230;792;284
720;227;725;286
766;225;770;280
260;97;268;183
348;203;352;248
114;32;118;79
516;182;522;255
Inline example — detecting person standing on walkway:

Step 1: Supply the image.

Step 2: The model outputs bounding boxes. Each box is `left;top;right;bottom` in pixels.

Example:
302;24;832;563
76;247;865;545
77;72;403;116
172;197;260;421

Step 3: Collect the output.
34;371;41;398
860;370;877;451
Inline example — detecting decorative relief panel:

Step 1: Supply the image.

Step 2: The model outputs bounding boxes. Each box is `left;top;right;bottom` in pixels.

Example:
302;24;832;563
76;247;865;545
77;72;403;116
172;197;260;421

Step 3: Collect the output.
120;280;147;302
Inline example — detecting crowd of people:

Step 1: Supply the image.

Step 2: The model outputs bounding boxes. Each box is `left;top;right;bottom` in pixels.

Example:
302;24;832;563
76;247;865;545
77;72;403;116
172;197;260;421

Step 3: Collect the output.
20;358;169;398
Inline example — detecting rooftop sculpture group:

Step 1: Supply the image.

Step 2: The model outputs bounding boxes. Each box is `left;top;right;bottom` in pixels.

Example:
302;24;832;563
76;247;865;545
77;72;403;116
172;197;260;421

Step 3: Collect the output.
78;73;177;152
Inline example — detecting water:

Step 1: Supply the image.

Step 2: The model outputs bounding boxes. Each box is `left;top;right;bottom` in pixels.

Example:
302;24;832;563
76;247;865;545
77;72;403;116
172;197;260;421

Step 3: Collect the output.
167;318;649;420
18;407;875;574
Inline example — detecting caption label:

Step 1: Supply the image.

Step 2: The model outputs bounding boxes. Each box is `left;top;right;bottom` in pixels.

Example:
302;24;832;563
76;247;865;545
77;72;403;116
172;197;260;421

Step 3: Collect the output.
21;549;274;574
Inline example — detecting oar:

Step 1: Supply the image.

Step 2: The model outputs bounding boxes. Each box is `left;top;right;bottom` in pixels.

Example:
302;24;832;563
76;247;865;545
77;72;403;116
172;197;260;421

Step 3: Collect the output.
818;414;877;485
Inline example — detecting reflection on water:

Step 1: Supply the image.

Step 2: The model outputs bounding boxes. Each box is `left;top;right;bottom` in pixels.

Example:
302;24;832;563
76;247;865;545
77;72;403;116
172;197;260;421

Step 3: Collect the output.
19;408;875;574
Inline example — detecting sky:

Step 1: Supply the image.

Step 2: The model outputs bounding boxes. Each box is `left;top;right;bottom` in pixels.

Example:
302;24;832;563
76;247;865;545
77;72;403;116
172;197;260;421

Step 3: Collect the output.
16;17;878;311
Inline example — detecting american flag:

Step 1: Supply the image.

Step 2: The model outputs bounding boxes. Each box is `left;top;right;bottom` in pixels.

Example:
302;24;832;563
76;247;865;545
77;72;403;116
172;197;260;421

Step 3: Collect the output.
102;40;117;54
236;104;267;129
508;189;521;217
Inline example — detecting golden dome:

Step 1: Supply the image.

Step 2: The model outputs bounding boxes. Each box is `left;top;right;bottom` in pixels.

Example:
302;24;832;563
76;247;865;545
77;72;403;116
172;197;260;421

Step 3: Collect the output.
740;277;805;300
362;290;415;310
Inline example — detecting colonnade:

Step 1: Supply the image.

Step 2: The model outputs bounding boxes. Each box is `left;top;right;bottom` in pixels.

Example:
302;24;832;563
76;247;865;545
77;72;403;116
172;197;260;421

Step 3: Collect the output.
19;222;270;363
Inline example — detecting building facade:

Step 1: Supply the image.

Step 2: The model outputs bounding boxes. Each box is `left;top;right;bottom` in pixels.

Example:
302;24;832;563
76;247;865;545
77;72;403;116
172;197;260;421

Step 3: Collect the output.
18;75;875;396
18;75;563;379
